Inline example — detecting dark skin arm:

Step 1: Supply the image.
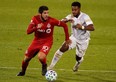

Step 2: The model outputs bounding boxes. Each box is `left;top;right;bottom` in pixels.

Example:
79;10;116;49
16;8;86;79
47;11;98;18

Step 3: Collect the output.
61;18;74;23
62;18;95;31
75;24;95;31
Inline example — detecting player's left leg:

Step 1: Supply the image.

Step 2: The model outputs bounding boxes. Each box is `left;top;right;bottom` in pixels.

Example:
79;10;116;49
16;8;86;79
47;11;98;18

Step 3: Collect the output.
73;40;89;72
73;55;84;72
17;56;32;76
38;51;47;76
17;42;39;76
38;43;52;76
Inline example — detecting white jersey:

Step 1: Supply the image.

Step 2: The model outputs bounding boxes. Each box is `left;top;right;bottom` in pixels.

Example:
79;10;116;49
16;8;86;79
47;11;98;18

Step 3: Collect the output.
65;12;93;41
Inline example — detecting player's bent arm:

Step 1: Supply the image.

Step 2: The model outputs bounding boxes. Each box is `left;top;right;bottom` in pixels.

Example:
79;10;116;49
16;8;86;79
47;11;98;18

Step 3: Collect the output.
27;24;37;34
84;24;95;31
75;24;95;31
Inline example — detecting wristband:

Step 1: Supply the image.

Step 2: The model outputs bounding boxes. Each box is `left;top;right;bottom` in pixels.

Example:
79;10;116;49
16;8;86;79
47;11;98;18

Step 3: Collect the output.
82;26;85;30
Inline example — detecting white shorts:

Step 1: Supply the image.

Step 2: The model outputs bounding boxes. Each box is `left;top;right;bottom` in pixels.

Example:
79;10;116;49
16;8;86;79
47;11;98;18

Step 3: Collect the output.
68;35;89;57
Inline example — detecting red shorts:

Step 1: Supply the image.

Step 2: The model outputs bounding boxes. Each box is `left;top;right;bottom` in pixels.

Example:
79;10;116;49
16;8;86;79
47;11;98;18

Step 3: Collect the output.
25;38;53;58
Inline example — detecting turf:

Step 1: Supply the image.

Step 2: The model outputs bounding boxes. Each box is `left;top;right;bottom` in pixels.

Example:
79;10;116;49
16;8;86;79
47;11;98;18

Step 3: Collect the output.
0;0;116;82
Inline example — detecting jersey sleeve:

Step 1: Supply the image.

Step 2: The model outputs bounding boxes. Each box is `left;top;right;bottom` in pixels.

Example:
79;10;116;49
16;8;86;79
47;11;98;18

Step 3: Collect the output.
65;14;72;20
27;16;37;34
84;14;93;25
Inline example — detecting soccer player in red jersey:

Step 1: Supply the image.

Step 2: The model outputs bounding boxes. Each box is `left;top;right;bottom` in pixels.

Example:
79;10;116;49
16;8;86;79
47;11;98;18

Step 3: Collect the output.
17;6;71;76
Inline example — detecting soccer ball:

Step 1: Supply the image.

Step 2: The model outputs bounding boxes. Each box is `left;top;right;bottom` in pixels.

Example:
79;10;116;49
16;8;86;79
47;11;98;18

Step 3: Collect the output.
45;70;57;82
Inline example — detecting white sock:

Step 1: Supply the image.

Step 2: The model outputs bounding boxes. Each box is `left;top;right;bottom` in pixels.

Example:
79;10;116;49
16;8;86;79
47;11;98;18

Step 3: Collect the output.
48;49;63;70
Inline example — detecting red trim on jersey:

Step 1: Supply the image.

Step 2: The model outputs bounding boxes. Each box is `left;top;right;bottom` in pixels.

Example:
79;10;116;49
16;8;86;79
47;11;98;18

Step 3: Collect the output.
58;21;69;41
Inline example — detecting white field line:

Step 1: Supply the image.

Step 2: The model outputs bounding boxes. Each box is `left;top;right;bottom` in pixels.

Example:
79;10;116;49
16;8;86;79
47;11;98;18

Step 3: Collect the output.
0;67;116;73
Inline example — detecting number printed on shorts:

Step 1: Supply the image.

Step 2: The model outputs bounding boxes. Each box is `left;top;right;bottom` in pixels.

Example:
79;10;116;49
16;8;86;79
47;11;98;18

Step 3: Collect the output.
42;46;49;52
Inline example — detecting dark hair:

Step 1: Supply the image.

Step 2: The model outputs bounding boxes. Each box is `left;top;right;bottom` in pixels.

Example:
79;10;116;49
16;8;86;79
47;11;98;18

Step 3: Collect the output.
38;6;49;14
71;1;81;8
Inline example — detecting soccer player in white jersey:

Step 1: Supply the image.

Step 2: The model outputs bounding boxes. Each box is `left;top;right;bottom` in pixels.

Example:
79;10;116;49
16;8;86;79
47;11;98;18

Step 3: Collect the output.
48;1;95;72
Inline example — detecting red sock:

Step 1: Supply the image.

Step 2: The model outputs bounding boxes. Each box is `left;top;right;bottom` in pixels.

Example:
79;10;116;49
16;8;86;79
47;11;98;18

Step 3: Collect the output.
22;60;29;72
43;58;46;65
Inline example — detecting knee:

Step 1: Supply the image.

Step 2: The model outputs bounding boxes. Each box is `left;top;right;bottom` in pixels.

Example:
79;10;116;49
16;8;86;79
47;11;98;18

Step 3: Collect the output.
38;52;46;60
24;56;31;62
38;55;44;60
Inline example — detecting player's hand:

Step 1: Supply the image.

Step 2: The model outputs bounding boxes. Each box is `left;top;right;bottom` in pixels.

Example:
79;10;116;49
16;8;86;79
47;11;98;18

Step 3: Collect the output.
65;39;72;45
61;18;67;23
61;18;74;23
68;19;74;23
75;24;82;29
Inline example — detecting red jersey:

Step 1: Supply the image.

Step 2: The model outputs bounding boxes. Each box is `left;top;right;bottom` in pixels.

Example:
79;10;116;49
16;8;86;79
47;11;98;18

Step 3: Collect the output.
27;15;69;42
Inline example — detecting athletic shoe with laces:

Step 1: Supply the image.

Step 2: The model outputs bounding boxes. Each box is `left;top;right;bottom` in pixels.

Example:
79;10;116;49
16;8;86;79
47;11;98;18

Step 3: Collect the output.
42;64;47;76
17;71;25;76
72;62;80;72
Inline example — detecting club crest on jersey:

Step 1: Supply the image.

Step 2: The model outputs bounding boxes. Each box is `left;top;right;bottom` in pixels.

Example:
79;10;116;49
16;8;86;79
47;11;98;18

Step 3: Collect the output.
47;23;51;28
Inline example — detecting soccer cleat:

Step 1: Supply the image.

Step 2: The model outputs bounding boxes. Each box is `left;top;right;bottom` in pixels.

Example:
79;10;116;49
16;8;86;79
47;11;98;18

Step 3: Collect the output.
72;62;80;72
17;71;25;76
42;64;47;76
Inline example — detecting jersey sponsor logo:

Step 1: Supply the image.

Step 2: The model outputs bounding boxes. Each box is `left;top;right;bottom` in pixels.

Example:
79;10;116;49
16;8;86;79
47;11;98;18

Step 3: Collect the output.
46;29;51;33
37;23;51;33
46;23;51;33
37;29;45;32
37;28;51;33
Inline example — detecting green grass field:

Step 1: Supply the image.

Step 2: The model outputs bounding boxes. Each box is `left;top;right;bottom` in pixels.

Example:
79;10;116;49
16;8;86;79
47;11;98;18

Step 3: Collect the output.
0;0;116;82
